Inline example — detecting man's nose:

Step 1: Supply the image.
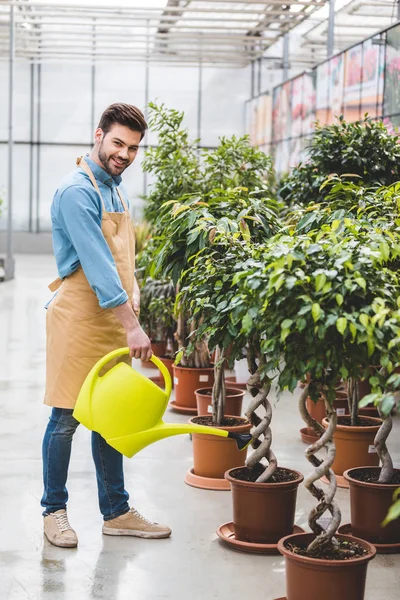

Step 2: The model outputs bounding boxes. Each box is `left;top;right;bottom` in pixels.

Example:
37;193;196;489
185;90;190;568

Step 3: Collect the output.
118;147;129;160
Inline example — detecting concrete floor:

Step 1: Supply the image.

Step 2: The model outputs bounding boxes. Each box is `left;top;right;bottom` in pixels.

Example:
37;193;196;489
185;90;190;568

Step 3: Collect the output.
0;254;399;600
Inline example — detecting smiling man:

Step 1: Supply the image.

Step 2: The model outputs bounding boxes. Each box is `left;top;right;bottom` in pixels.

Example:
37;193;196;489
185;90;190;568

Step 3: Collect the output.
41;103;171;548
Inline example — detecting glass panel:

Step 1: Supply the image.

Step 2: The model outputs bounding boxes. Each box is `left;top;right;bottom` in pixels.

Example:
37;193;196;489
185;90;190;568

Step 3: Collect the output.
40;63;92;144
343;44;362;122
0;144;31;232
302;70;316;135
291;75;304;139
384;23;400;132
272;81;291;143
328;54;345;125
361;38;382;119
315;61;330;126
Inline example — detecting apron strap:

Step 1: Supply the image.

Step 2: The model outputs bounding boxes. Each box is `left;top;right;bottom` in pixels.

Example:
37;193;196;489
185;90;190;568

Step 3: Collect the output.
116;186;129;212
76;156;107;212
48;277;63;292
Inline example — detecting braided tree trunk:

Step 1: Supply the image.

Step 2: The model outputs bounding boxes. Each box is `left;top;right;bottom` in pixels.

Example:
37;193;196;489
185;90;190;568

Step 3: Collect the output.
212;346;226;426
376;409;394;483
299;384;341;553
244;358;277;483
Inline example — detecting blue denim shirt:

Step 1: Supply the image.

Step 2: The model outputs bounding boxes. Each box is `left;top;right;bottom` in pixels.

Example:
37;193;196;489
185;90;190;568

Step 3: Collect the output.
50;156;130;309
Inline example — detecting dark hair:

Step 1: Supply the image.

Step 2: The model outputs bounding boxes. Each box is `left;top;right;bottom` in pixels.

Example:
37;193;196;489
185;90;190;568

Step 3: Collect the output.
98;103;148;140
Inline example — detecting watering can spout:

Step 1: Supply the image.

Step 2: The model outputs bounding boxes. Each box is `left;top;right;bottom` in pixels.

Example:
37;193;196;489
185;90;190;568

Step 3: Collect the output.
73;348;253;458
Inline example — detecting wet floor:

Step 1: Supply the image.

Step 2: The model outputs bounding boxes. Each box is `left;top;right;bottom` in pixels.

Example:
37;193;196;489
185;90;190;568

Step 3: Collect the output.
0;254;399;600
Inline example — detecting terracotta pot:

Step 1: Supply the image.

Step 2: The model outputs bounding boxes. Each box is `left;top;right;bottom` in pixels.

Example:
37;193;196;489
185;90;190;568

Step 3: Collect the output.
225;467;304;544
173;365;214;410
195;387;245;417
343;467;400;545
189;416;251;479
141;341;167;369
306;396;325;423
322;415;382;476
277;532;376;600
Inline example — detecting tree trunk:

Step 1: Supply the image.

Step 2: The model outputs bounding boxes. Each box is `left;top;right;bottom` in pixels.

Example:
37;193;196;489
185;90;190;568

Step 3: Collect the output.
245;365;277;483
375;410;394;483
211;346;226;427
299;385;341;554
347;378;360;427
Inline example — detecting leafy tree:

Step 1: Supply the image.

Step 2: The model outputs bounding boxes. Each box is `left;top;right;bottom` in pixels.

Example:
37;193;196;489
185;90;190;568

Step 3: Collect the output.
279;116;400;209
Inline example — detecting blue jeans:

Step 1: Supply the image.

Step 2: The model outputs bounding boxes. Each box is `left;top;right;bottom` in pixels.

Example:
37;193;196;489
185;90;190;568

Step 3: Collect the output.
41;408;130;521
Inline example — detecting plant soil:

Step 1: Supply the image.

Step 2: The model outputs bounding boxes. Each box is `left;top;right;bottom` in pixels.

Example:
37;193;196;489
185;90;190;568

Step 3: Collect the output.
337;416;380;427
196;389;241;397
193;416;246;427
230;464;298;483
350;469;400;485
286;538;368;560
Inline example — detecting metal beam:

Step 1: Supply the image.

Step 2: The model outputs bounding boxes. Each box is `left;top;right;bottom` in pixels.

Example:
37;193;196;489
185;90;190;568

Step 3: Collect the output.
327;0;335;57
5;1;15;281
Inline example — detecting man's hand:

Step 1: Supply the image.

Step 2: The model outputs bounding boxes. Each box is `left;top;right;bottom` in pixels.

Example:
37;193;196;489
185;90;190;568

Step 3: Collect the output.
111;300;151;362
126;324;152;362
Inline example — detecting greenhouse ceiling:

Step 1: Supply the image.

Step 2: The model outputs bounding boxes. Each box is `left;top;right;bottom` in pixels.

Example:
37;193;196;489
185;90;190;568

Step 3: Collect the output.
0;0;329;67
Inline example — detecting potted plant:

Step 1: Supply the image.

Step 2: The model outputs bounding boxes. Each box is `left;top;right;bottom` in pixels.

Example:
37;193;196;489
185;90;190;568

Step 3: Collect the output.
341;375;400;552
144;116;276;412
242;222;400;596
181;233;304;543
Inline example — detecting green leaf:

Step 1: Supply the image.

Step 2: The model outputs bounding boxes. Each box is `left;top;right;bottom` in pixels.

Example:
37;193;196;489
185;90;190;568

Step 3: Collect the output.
174;350;184;366
315;273;326;292
311;303;321;323
336;317;347;335
242;313;253;332
367;337;375;356
281;319;293;330
355;277;366;291
336;293;344;307
349;322;357;340
359;313;369;327
380;241;390;261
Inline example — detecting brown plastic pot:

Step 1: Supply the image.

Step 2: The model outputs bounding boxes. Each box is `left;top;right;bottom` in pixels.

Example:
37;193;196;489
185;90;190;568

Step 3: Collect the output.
225;467;304;544
189;416;251;479
195;387;245;417
173;365;215;410
322;415;382;476
277;532;376;600
343;467;400;545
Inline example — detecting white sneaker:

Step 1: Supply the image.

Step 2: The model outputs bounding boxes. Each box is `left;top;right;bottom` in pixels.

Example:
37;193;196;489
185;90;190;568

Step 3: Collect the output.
102;508;171;539
43;509;78;548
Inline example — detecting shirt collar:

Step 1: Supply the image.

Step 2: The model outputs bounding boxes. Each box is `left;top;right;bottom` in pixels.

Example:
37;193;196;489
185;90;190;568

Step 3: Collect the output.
85;155;122;189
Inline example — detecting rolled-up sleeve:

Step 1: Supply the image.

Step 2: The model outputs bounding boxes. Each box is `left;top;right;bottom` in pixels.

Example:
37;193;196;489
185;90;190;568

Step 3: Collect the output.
56;185;128;309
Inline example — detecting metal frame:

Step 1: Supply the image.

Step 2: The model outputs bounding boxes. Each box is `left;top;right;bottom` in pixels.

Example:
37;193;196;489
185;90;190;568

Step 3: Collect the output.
0;1;328;67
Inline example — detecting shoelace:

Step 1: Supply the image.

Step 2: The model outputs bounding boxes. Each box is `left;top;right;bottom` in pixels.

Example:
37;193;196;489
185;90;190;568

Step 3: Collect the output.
130;508;154;525
53;512;73;532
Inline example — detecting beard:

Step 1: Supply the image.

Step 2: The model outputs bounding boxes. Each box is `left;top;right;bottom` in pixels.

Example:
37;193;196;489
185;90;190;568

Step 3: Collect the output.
98;140;129;176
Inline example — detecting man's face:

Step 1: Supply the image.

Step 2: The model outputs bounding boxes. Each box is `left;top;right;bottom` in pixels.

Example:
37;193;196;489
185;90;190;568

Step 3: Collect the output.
95;123;141;176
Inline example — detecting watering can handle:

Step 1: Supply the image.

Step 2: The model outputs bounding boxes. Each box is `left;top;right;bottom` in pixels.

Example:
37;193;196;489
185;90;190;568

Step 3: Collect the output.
89;347;172;400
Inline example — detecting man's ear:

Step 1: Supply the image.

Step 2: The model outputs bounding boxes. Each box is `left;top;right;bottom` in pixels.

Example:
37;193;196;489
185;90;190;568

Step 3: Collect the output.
94;128;104;144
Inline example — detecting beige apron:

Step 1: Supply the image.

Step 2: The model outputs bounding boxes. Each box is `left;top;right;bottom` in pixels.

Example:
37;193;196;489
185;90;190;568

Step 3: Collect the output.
44;157;135;409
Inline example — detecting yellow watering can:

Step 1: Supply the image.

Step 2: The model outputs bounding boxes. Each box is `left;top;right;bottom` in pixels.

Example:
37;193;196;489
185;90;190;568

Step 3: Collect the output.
73;348;252;458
